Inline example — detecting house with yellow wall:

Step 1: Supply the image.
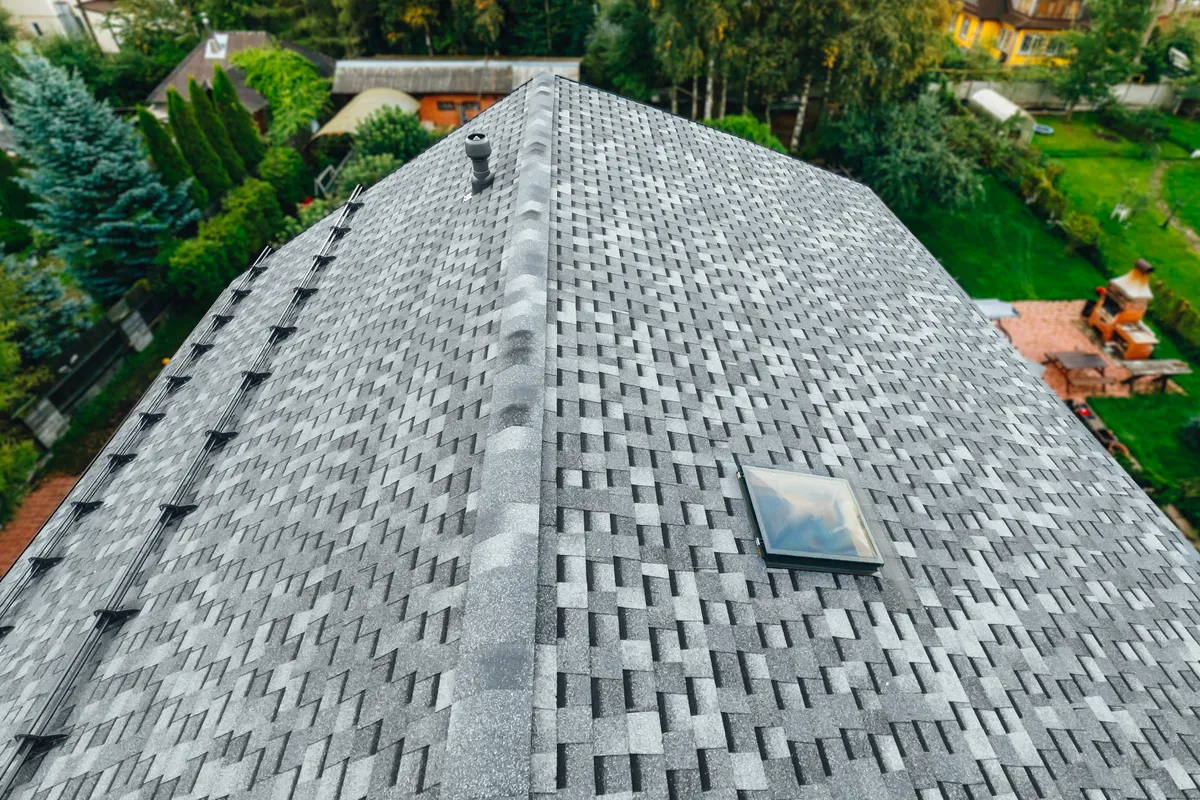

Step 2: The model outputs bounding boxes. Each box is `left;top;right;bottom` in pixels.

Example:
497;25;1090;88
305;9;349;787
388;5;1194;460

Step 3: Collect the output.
950;0;1088;67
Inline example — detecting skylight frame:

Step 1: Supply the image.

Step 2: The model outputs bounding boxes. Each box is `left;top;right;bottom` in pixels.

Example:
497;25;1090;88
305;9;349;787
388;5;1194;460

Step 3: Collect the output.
737;461;885;576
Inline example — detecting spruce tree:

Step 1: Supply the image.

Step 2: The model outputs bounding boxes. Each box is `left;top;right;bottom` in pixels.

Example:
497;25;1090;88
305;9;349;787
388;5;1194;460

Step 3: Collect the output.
189;76;246;184
8;54;197;302
137;106;209;210
211;65;266;171
168;86;233;202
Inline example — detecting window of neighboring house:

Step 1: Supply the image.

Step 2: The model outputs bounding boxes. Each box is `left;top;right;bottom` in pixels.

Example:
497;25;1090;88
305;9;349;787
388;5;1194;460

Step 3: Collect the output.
1046;36;1066;57
1014;0;1036;13
436;101;456;111
958;15;971;40
53;3;83;35
1019;33;1046;56
997;28;1015;52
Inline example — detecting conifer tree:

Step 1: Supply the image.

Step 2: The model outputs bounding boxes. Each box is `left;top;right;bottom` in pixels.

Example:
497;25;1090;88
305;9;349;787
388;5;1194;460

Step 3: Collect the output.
189;76;246;183
9;54;197;302
168;85;233;202
137;106;209;210
211;65;265;171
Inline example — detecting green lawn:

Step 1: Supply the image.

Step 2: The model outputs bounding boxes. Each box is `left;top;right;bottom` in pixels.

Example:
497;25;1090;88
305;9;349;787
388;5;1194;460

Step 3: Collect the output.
1161;114;1200;153
1162;161;1200;239
1090;393;1200;486
1033;113;1192;160
1054;157;1200;310
901;175;1103;300
1033;113;1147;159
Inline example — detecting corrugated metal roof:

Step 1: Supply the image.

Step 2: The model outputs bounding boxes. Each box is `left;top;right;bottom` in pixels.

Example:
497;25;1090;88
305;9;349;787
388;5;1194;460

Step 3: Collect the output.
332;56;580;95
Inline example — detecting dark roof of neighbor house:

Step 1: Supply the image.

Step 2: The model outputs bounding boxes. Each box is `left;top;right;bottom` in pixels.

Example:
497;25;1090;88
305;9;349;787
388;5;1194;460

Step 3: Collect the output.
2;74;1199;799
963;0;1090;30
331;56;581;95
146;32;335;112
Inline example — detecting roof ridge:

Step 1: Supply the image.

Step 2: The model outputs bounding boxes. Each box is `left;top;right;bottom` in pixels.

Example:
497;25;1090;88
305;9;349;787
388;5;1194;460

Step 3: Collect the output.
442;73;555;798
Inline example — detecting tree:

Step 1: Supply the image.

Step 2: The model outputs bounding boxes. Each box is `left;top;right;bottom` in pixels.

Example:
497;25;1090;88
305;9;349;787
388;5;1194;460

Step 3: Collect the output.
826;93;981;214
383;0;439;53
1051;0;1154;122
168;86;233;201
104;0;200;52
231;47;332;145
824;0;948;111
0;151;34;253
138;106;209;209
211;65;266;171
353;105;431;161
1;255;91;361
582;0;662;101
779;0;854;150
189;76;246;183
9;54;197;302
654;1;704;116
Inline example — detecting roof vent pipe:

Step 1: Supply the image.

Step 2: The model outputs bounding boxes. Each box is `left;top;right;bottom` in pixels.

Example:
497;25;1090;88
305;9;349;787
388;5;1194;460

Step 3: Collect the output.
465;132;494;194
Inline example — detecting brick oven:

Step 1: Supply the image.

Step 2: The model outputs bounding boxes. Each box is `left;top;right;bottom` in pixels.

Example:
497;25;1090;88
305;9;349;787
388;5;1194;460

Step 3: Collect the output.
1087;258;1159;360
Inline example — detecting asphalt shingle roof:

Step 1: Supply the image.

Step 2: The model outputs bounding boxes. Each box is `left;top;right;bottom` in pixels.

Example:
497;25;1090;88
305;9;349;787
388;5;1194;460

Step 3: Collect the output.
1;74;1199;800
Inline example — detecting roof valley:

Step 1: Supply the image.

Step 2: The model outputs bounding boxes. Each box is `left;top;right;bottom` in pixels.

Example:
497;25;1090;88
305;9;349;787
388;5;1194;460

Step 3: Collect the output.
441;73;556;799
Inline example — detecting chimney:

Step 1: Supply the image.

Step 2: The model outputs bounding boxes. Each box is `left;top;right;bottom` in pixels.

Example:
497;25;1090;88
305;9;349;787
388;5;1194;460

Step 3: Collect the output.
465;133;494;194
1135;258;1154;275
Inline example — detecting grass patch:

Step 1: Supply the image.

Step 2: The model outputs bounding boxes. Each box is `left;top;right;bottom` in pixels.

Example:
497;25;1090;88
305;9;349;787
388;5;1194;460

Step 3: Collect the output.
1090;393;1200;486
46;306;205;475
1162;161;1200;237
1033;113;1191;160
1161;114;1200;153
902;175;1103;300
1054;157;1200;309
1033;113;1146;159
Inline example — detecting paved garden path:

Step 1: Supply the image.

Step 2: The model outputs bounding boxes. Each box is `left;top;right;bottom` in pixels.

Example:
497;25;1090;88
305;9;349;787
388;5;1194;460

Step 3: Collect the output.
1150;161;1200;253
0;475;78;578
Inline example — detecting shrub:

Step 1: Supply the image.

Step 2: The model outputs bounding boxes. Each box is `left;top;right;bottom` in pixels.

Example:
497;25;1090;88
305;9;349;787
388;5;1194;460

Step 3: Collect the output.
258;146;310;211
354;106;432;161
231;47;331;146
1097;102;1171;147
1181;417;1200;451
336;153;398;195
275;196;339;246
824;95;981;213
168;179;282;297
0;438;37;526
1061;210;1102;252
703;114;787;153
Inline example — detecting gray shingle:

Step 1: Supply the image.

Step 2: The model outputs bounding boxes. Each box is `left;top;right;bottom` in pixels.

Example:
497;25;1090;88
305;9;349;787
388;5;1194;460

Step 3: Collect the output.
0;73;1198;799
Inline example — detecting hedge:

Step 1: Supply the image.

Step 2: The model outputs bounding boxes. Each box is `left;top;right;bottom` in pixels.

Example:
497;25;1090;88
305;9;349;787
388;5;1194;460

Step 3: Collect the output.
168;178;282;297
0;438;37;527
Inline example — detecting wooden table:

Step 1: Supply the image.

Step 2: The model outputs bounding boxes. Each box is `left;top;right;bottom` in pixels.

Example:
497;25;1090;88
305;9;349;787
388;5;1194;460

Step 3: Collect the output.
1118;359;1193;394
1043;351;1114;396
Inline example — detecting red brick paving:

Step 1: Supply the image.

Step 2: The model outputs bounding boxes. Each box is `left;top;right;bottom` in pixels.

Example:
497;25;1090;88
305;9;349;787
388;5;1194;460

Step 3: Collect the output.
0;475;79;578
998;300;1134;402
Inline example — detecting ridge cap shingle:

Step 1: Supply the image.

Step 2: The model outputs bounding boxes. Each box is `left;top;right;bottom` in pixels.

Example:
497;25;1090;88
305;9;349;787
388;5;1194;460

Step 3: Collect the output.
441;72;555;799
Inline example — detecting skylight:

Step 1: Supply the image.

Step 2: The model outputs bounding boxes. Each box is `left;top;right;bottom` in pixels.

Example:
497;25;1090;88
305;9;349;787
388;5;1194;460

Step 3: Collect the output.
740;465;884;575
